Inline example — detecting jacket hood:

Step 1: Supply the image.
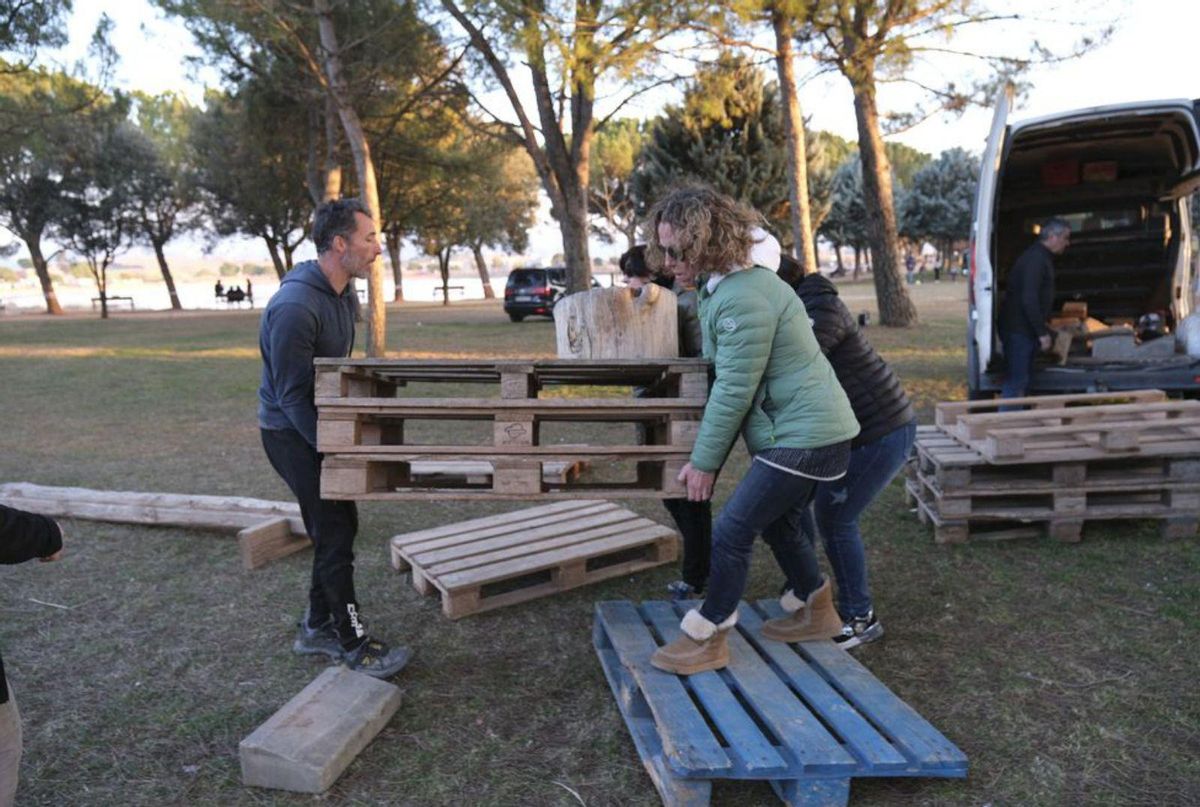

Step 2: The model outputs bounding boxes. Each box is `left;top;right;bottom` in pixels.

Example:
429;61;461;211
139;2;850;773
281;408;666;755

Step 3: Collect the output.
280;259;338;296
797;272;839;302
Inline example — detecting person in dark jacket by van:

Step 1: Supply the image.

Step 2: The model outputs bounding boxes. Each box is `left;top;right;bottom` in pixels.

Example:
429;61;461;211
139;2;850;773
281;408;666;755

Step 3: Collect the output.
0;504;64;806
258;198;410;679
998;218;1070;403
783;262;917;648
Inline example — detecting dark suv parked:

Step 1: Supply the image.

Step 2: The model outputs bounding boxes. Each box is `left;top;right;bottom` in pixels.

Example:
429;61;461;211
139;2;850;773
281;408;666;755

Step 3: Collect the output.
503;267;600;322
504;267;567;321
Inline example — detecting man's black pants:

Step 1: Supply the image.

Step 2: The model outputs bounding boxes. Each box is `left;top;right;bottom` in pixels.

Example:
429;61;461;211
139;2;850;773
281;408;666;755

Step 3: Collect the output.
261;427;362;648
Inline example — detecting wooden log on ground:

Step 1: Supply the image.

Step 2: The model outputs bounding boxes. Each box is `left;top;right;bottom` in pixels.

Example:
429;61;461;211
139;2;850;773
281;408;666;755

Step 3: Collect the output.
239;666;402;793
0;482;299;513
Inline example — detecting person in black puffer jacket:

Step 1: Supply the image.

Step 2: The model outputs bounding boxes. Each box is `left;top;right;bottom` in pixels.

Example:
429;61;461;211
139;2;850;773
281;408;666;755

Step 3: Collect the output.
780;252;917;649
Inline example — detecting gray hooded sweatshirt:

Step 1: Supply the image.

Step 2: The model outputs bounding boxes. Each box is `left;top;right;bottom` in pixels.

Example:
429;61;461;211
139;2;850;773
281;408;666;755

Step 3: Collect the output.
257;260;356;448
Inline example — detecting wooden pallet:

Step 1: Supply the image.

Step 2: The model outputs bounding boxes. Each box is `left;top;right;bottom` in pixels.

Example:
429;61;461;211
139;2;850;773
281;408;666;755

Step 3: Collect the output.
313;358;712;401
593;600;968;807
934;389;1167;428
945;401;1200;464
912;425;1200;491
389;501;678;618
905;478;1199;543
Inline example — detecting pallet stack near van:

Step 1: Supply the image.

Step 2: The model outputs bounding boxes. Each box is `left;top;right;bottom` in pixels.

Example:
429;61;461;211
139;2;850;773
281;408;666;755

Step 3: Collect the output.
314;357;709;501
907;390;1200;542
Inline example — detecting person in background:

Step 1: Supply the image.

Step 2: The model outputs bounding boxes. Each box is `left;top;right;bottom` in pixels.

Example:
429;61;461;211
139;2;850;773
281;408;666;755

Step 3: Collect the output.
775;245;917;648
645;186;859;676
0;504;64;807
998;217;1070;404
619;244;710;600
245;278;254;307
258;197;411;679
214;278;225;299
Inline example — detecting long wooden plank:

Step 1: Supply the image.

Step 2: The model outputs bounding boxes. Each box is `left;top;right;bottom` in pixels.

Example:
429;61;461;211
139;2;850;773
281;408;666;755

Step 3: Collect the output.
0;483;300;516
735;605;909;772
321;446;690;458
0;498;306;533
435;524;675;589
640;602;790;775
594;601;732;774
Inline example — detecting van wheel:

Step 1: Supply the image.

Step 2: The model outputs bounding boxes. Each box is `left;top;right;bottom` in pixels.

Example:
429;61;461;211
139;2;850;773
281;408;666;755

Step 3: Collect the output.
508;313;524;322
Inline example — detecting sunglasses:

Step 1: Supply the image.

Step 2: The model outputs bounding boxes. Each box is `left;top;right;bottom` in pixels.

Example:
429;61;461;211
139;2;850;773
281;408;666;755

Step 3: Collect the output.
663;245;686;261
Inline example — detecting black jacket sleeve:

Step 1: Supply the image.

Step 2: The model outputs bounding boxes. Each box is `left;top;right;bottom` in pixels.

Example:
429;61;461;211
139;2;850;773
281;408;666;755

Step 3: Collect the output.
0;504;63;564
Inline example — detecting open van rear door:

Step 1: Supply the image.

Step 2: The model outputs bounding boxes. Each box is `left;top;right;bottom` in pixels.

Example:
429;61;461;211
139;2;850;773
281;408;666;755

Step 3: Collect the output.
971;84;1013;373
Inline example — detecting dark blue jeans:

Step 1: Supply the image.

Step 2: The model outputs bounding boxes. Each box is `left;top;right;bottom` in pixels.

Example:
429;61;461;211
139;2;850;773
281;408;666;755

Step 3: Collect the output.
699;459;824;626
798;421;917;619
1000;331;1039;405
261;427;363;648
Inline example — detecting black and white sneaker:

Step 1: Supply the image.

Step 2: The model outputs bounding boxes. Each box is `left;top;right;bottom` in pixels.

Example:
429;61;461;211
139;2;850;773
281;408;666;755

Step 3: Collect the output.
293;611;346;660
833;610;884;650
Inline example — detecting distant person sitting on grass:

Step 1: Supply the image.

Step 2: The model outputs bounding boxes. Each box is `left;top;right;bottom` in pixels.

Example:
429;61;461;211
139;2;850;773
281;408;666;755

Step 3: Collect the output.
0;504;64;807
226;286;245;305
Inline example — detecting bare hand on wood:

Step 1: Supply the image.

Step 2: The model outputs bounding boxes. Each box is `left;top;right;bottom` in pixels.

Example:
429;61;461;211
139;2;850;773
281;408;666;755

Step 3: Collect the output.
678;462;714;502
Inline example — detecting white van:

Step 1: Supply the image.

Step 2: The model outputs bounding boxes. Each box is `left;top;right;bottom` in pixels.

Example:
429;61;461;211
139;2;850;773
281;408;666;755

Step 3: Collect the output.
968;87;1200;397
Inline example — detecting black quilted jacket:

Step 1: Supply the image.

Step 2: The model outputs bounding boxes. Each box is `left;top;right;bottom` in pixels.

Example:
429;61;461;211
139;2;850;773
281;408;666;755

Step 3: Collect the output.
0;505;63;703
794;273;915;447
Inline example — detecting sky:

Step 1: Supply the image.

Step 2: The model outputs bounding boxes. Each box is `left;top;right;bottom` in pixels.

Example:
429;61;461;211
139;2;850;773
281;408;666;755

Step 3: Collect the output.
23;0;1200;265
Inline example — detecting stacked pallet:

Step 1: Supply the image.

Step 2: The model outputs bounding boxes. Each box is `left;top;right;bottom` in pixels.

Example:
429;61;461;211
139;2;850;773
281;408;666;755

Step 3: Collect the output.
908;390;1200;542
314;358;708;500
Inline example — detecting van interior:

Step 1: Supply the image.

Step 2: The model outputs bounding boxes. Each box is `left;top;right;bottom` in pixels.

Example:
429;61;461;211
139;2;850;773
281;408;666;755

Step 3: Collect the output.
992;108;1197;365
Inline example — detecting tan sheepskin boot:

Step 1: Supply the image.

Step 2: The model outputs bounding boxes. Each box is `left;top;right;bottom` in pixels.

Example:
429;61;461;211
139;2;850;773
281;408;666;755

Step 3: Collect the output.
650;609;736;675
760;578;843;643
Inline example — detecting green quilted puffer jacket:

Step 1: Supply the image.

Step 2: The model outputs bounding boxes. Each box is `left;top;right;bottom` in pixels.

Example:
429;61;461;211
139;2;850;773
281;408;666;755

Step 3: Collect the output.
690;266;860;472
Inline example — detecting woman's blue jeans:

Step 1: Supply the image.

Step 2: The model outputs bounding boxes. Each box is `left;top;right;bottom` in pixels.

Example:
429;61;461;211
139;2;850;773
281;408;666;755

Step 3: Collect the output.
798;421;917;618
698;459;824;626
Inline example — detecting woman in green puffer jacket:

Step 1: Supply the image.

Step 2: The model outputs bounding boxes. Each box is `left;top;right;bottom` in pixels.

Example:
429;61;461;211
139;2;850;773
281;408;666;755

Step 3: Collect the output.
647;186;860;676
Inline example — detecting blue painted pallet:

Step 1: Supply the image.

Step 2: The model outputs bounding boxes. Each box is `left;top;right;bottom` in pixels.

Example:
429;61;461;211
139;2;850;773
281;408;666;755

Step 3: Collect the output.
593;600;968;807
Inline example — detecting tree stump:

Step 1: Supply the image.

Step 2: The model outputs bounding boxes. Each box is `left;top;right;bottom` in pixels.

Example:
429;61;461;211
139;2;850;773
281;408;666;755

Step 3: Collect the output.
554;285;679;359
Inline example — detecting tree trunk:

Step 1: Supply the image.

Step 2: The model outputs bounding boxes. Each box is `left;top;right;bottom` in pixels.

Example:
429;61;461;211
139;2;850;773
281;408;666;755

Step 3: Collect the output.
772;9;818;275
322;94;342;202
850;72;917;326
265;237;286;279
25;238;62;315
852;247;861;281
439;246;451;307
315;0;386;355
386;230;404;302
833;243;844;275
470;244;495;299
151;239;182;310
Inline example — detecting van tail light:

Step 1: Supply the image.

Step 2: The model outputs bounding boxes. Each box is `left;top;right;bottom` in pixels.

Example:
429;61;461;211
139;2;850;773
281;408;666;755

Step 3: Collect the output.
534;286;551;297
968;238;977;307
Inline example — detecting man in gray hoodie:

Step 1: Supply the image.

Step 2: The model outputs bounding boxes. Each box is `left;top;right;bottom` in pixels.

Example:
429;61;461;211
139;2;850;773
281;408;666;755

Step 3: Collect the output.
258;198;410;679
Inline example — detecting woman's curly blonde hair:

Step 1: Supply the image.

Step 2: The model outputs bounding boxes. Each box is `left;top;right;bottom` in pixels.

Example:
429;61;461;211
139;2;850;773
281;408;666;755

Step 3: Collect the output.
646;185;764;276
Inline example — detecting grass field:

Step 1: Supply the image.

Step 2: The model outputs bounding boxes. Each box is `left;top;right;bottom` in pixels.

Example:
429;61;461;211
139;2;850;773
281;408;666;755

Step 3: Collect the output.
1;280;1197;806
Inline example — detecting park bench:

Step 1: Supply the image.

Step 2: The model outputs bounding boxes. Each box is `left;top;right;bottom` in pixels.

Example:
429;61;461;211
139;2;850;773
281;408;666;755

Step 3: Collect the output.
431;284;465;297
91;295;134;310
594;599;968;806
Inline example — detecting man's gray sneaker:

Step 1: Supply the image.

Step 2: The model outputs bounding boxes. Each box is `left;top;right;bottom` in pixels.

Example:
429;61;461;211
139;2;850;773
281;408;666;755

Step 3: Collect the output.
293;612;345;660
833;610;884;650
344;638;412;679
